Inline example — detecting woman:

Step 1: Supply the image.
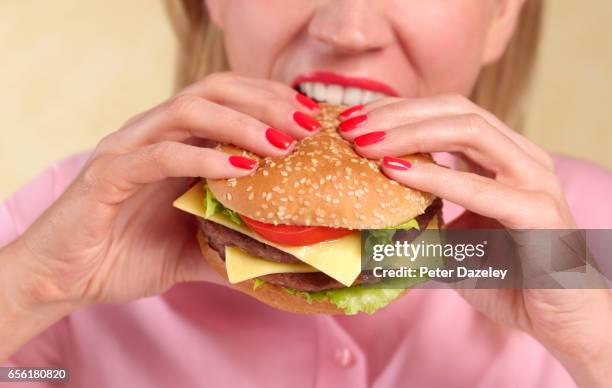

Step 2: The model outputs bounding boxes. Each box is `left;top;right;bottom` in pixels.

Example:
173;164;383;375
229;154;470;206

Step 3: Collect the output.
1;0;611;387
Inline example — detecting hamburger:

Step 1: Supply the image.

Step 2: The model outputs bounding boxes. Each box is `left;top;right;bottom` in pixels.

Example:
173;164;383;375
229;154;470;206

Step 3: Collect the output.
174;104;442;315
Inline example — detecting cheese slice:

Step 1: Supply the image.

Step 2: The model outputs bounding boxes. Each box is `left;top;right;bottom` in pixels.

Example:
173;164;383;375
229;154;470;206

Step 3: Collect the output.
173;184;362;286
225;246;318;283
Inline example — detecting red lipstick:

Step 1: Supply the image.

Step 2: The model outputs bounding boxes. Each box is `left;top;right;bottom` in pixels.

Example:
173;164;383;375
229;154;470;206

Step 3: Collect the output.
292;71;399;97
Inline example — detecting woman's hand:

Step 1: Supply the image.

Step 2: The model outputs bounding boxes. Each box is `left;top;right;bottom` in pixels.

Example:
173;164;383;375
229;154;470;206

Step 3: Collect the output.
340;94;612;387
3;72;323;313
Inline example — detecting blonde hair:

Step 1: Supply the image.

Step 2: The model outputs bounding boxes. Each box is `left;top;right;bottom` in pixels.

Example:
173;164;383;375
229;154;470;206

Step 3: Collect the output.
165;0;542;130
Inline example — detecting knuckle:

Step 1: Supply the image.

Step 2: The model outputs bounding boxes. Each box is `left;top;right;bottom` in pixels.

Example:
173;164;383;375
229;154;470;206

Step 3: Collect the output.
149;141;174;174
460;113;491;141
151;140;173;159
78;156;111;196
441;93;470;111
227;113;257;134
201;71;234;93
93;133;116;155
260;100;281;120
462;175;487;198
530;192;562;227
165;94;202;121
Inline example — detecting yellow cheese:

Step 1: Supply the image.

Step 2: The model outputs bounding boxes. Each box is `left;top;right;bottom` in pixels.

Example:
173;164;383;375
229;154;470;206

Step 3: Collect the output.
225;246;318;283
173;184;362;286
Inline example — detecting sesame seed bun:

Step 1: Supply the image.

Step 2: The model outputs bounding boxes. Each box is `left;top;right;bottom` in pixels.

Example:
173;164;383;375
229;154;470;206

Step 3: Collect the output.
207;103;435;229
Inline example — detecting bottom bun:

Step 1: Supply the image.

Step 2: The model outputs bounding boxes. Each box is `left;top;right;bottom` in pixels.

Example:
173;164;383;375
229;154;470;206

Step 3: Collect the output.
197;230;344;315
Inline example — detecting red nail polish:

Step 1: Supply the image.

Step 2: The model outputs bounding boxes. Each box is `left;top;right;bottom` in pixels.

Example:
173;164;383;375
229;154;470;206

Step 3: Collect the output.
354;131;386;147
293;111;321;132
340;104;364;119
229;155;257;170
296;93;319;110
265;127;294;150
383;156;411;170
339;114;367;132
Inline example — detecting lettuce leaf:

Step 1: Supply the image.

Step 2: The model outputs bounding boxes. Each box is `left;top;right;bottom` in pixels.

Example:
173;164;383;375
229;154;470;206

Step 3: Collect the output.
283;276;428;315
386;218;420;230
252;278;265;290
282;286;403;315
324;287;405;315
363;218;421;264
204;184;244;226
284;288;328;304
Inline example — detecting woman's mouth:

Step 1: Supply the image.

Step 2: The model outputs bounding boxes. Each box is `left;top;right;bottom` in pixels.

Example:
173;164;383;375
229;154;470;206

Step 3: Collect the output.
292;71;398;106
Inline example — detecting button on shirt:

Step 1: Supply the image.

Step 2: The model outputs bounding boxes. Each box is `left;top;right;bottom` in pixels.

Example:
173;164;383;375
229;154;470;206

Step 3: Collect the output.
2;152;612;388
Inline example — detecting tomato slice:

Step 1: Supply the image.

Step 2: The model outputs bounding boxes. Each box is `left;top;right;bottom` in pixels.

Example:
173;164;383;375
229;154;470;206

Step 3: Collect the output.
241;216;355;246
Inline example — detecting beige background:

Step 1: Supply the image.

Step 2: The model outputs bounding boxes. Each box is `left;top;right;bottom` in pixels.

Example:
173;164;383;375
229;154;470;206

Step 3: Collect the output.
1;0;611;200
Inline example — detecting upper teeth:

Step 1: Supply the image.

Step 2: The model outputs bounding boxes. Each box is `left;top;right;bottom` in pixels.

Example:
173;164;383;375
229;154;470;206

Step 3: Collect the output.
298;82;388;105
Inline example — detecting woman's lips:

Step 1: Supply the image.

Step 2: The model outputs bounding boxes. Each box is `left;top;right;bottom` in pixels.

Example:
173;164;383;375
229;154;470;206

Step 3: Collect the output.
292;71;398;105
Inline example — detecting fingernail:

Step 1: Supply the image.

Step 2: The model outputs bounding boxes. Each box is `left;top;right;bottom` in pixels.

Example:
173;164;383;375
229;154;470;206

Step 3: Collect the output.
354;131;386;147
340;104;364;119
339;114;367;132
296;93;319;110
293;111;321;132
383;156;411;170
265;127;294;150
229;155;257;170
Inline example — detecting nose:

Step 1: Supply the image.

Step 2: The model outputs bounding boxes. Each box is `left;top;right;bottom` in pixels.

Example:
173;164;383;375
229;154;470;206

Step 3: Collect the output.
308;0;394;54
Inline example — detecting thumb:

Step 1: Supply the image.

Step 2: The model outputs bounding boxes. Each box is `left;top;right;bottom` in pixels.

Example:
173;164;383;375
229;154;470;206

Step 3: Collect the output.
174;234;228;287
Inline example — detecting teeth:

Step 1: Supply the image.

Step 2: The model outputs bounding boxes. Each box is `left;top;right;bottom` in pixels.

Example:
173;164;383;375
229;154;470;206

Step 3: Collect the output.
313;82;326;102
326;84;343;105
301;82;314;96
343;87;362;106
298;82;388;105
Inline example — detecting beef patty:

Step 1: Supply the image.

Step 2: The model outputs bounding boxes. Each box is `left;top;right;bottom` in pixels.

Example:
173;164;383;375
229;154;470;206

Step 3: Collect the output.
199;198;442;291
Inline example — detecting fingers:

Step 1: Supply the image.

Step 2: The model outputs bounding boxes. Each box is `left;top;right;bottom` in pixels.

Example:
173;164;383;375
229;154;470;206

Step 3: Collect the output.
104;94;297;158
339;94;553;170
182;72;322;139
380;160;536;227
351;114;543;181
99;73;321;156
86;142;257;204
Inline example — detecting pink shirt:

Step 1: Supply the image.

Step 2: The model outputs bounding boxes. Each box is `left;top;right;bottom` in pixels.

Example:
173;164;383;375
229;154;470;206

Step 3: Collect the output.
2;152;612;388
